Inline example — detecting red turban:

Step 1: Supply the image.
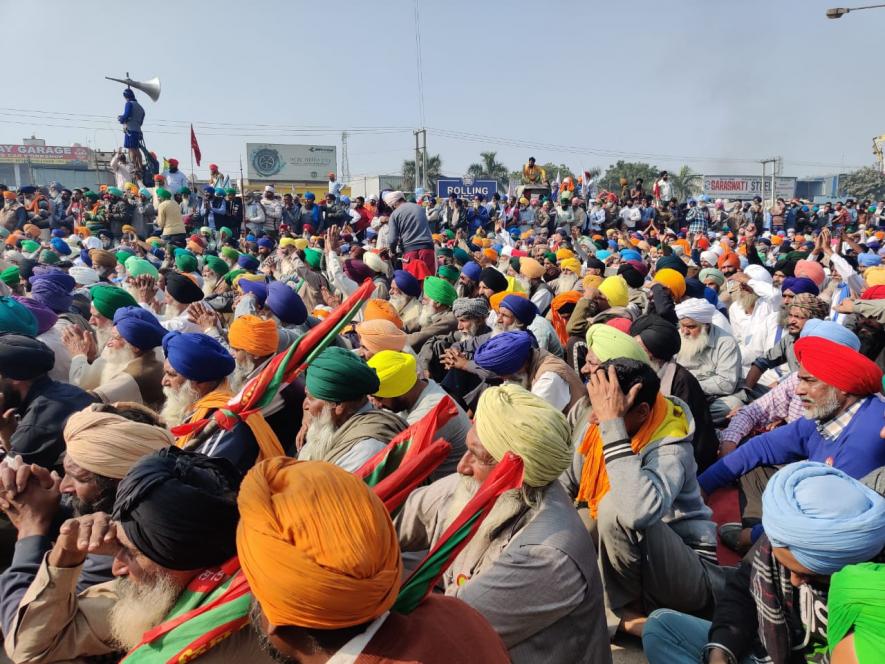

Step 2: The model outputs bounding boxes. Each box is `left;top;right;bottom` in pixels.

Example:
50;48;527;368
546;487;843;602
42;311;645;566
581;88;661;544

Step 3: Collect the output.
168;158;179;167
860;285;885;301
794;336;883;396
605;317;633;334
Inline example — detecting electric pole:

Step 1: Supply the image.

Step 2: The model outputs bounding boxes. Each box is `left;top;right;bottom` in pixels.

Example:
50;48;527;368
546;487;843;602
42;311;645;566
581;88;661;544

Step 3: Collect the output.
413;128;428;193
340;131;351;185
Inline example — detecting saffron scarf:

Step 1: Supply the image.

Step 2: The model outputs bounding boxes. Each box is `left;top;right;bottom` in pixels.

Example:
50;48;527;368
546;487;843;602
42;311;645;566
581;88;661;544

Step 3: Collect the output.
577;393;688;517
175;389;284;461
550;290;581;345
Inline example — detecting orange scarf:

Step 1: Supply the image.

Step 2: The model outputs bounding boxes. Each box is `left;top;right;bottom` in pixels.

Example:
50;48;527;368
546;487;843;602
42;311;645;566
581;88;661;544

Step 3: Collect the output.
175;389;285;461
577;393;686;517
550;291;581;345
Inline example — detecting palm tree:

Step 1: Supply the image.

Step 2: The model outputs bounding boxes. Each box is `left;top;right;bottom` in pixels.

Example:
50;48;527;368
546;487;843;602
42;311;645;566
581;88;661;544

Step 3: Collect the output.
669;165;703;201
466;151;509;190
402;154;443;192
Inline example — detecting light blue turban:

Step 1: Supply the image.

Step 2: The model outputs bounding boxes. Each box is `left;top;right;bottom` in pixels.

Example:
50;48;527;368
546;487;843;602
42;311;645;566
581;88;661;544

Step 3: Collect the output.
800;319;861;351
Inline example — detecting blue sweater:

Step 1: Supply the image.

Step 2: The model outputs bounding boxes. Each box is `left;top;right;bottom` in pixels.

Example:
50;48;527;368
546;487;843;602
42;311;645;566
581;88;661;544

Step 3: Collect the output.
699;396;885;494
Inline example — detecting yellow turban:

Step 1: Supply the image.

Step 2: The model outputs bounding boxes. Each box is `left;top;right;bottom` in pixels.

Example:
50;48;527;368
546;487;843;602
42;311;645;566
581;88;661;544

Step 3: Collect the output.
280;237;298;248
560;258;581;274
63;405;174;480
234;272;266;289
653;268;687;300
519;257;545;279
598;275;628;307
865;266;885;287
475;384;572;487
237;458;402;629
583;274;604;291
355;319;407;355
367;350;418;398
585;324;650;364
294;238;309;251
229;314;279;357
505;275;525;293
555;248;575;261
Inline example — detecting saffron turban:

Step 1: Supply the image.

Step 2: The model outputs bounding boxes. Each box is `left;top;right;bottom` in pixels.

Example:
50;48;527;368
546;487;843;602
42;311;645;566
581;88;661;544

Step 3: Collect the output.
162;331;235;383
653;268;687;300
355;319;406;356
479;267;508;293
305;346;380;402
864;266;885;287
229;315;279;358
794;335;882;395
452;297;489;320
630;315;681;362
475;384;572;487
266;282;307;325
460;261;481;283
800;319;861;351
598;275;629;307
64;406;173;479
519;257;544;279
392;269;420;298
13;297;57;335
237;458;402;629
475;330;534;376
482;248;498;262
675;298;717;324
423;276;457;308
762;461;885;575
585;324;649;364
364;299;403;329
165;272;204;305
781;276;819;296
113;306;166;350
500;293;538;326
0;296;38;336
716;252;740;271
113;447;241;571
368;350;418;398
583;274;604;291
795;259;825;287
90;285;137;320
828;563;885;663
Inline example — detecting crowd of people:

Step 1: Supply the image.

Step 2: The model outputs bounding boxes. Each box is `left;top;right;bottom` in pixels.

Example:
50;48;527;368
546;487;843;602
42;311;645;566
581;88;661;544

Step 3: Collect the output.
0;154;881;664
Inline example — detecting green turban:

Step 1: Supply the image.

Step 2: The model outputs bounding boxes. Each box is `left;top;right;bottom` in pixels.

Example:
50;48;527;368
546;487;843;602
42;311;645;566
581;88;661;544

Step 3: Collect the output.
443;229;455;240
437;264;460;285
203;255;228;277
435;247;453;258
155;187;171;200
175;252;198;273
125;257;159;279
84;191;99;201
305;346;380;402
452;247;470;266
224;187;237;195
423;276;457;308
828;563;885;664
585;324;650;364
89;284;137;320
0;266;21;287
139;188;151;198
220;246;239;261
179;186;190;195
223;269;246;285
544;251;557;264
21;240;40;253
107;186;124;197
303;248;322;270
219;227;233;238
39;250;60;265
115;250;134;265
698;268;725;287
0;296;37;336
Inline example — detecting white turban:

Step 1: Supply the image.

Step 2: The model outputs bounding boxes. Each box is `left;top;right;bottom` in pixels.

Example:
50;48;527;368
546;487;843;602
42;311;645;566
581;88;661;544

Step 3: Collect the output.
743;264;772;285
69;266;99;286
382;191;405;207
675;298;717;324
700;250;718;266
363;251;388;274
85;236;102;250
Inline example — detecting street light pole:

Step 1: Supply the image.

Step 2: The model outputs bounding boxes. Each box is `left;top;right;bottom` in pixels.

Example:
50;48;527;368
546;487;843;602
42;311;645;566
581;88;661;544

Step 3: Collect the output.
826;4;885;18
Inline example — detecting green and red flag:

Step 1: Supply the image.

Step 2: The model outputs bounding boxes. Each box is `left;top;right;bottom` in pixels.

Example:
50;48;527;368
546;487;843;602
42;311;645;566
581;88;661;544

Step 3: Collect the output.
171;278;375;439
392;452;524;613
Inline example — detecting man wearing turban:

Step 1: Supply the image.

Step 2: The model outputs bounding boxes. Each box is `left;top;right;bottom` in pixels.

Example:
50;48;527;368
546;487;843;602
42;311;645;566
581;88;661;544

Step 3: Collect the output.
161;331;283;473
516;256;554;315
298;346;406;472
458;260;482;299
405;276;458;352
644;461;885;664
355;319;408;359
7;448;273;662
561;359;719;640
725;265;782;378
389;268;422;331
396;384;611;663
239;459;509;663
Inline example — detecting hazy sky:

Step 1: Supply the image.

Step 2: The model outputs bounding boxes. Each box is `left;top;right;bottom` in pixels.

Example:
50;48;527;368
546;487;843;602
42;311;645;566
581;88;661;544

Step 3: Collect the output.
1;0;881;182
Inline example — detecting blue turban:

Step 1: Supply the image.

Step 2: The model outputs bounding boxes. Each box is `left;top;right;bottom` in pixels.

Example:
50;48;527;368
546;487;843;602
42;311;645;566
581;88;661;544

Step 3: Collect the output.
237;254;260;271
703;286;720;307
393;269;421;298
238;279;268;306
162;331;235;382
762;461;885;575
500;294;538;326
304;192;315;201
29;275;73;314
461;261;481;283
684;277;706;299
203;185;215;194
858;252;882;267
29;270;75;292
80;248;92;267
801;319;861;351
596;250;612;261
49;237;71;256
620;249;641;263
113;306;167;350
475;330;534;376
0;296;38;336
781;276;820;296
257;237;275;250
266;281;307;325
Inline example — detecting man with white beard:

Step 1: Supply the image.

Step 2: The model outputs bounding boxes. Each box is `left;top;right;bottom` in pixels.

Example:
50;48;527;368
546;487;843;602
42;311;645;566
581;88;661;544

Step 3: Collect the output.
390;268;422;331
6;448;275;663
155;271;205;333
405;276;458;352
492;292;563;357
726;264;781;378
674;298;743;423
201;255;229;298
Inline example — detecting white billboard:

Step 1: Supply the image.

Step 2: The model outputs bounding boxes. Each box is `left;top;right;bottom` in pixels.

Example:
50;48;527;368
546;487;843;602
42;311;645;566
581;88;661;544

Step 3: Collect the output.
702;175;797;201
246;143;337;182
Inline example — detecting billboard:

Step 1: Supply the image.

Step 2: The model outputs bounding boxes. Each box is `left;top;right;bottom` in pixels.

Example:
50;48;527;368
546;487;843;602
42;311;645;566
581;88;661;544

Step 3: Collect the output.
436;178;498;199
0;144;91;165
246;143;336;182
702;175;797;201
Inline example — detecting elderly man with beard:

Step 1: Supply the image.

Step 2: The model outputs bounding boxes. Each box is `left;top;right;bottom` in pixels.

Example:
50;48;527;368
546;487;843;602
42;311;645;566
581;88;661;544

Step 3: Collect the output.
5;448;276;663
200;255;228;298
161;331;284;474
516;256;554;315
297;346;406;473
491;292;563;357
396;385;610;663
475;330;584;413
405;276;458;352
726;265;781;377
149;271;205;333
0;403;172;635
238;459;510;664
389;268;422;331
673;298;743;423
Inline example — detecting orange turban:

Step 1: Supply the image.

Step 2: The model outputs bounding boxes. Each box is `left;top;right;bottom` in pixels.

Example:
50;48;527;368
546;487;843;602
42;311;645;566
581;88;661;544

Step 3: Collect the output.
717;252;740;271
237;458;402;629
23;224;41;239
674;239;691;255
519;257;545;279
550;291;581;345
364;299;403;329
1;191;15;200
229;314;279;358
583;274;604;291
653;268;687;300
355;319;407;355
489;289;528;312
482;248;498;262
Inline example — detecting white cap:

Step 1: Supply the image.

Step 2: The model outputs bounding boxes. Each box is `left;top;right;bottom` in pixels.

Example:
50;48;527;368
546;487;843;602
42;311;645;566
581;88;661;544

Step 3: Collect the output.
264;185;275;193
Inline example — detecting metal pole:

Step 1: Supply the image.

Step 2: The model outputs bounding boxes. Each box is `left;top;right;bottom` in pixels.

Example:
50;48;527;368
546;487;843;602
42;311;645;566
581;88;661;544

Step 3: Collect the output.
414;130;421;194
421;129;428;192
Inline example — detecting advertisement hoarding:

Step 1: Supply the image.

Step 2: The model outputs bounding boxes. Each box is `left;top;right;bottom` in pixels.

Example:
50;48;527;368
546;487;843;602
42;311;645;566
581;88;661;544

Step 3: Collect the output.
702;175;797;201
0;144;91;165
246;143;337;182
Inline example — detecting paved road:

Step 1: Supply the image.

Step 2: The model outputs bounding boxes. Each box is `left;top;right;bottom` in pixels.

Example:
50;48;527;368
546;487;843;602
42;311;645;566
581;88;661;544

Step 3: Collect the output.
612;634;648;663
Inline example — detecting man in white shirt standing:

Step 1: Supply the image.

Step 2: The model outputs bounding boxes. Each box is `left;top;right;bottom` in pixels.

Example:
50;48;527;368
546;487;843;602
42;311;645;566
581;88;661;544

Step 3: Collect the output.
328;171;343;200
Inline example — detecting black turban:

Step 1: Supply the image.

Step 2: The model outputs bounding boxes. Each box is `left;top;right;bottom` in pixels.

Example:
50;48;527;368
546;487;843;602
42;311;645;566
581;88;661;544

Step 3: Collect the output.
630;314;681;362
684;277;706;299
0;334;54;380
479;267;508;294
113;447;241;571
655;254;688;277
165;271;204;305
585;256;605;271
617;264;644;289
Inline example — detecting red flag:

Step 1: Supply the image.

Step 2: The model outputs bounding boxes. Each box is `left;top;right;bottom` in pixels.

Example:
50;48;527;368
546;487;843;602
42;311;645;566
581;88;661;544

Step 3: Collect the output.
190;124;202;167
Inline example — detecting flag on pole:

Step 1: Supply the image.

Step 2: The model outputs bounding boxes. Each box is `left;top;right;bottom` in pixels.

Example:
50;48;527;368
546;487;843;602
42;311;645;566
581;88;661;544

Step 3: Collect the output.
190;124;202;167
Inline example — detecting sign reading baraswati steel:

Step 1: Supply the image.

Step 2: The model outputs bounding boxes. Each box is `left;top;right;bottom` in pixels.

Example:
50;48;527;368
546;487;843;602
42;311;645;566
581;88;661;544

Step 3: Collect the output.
702;175;797;200
246;143;337;182
0;144;91;165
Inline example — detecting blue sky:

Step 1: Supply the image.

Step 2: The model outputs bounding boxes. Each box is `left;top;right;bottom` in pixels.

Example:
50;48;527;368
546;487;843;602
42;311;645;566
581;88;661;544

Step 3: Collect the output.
1;0;882;181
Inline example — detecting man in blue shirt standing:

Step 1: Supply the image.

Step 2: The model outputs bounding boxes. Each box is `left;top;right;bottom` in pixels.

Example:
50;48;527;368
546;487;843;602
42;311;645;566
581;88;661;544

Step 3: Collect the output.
117;88;145;177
